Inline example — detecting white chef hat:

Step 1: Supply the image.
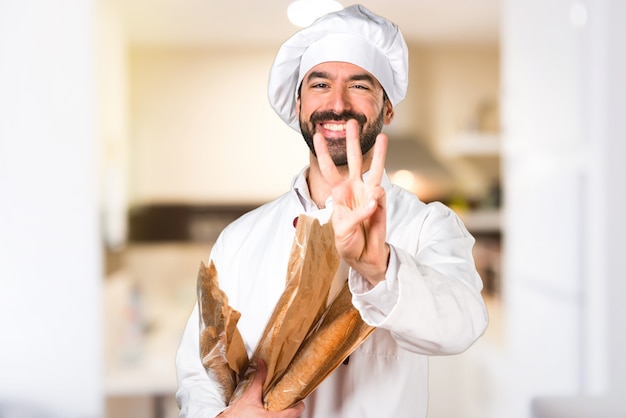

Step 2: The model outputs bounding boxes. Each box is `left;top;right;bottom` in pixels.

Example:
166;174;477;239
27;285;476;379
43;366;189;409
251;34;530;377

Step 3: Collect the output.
268;4;409;132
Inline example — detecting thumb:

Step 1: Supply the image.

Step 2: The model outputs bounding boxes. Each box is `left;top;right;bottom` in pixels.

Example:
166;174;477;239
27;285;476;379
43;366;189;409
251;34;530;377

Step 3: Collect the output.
246;358;267;400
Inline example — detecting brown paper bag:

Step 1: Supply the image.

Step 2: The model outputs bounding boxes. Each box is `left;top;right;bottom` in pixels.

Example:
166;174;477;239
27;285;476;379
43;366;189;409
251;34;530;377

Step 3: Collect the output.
197;261;248;404
198;214;376;409
229;215;341;403
263;281;375;410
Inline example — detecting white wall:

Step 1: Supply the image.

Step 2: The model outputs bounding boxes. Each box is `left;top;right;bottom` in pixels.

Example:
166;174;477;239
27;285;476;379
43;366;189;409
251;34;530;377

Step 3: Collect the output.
601;0;626;394
0;1;103;417
129;47;308;205
417;45;501;199
99;0;130;250
500;0;626;415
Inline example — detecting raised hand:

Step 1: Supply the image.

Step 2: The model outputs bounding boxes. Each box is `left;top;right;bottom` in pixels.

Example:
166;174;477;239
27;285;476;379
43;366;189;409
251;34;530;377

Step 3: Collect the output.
313;119;390;286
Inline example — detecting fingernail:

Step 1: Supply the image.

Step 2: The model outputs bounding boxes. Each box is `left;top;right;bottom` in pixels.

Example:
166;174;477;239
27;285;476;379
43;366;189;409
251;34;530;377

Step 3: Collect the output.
367;200;376;210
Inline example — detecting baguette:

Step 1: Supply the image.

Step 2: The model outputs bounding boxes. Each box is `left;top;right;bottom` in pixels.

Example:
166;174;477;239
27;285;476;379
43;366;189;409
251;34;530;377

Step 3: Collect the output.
230;215;340;405
263;282;375;411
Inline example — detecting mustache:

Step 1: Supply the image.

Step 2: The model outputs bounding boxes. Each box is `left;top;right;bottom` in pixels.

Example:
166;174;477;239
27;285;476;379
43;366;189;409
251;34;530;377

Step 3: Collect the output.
309;110;367;127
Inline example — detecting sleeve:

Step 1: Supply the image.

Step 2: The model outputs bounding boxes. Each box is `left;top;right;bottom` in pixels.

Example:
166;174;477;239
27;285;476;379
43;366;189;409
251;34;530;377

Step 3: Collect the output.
349;202;489;355
175;304;229;418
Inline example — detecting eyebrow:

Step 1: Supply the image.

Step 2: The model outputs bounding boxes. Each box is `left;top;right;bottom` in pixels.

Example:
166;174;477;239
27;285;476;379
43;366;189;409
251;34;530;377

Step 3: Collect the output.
306;71;330;82
349;73;377;85
305;71;377;85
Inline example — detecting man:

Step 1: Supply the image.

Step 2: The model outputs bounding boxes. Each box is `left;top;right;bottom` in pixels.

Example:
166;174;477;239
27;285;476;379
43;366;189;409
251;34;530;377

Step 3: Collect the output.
176;5;488;417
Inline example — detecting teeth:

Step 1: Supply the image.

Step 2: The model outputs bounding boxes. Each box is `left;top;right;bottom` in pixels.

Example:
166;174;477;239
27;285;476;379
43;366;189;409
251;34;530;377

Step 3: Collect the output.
322;123;346;131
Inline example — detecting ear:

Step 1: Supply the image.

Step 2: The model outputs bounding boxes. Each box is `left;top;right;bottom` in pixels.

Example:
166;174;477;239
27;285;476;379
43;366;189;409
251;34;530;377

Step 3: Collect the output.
383;99;394;125
295;96;301;119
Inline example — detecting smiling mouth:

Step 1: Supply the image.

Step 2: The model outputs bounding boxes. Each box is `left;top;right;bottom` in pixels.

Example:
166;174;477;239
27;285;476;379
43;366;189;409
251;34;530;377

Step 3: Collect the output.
321;122;347;132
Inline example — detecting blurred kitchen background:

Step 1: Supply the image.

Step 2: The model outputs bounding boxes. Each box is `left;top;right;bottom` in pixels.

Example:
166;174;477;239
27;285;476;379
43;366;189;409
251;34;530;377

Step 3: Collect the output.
1;0;625;417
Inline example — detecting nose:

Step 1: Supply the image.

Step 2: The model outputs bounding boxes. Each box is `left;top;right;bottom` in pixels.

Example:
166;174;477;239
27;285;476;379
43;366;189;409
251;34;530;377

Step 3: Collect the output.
326;88;351;113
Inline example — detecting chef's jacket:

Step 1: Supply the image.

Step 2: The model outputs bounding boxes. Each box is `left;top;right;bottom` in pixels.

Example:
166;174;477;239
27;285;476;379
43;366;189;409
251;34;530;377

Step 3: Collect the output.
176;168;488;418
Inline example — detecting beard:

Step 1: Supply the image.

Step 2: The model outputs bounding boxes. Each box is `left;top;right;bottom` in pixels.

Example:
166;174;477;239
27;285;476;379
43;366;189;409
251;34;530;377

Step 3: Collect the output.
299;107;385;166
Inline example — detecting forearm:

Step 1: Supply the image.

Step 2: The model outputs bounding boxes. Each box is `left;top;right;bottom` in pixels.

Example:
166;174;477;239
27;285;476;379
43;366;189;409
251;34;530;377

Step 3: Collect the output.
350;244;488;355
